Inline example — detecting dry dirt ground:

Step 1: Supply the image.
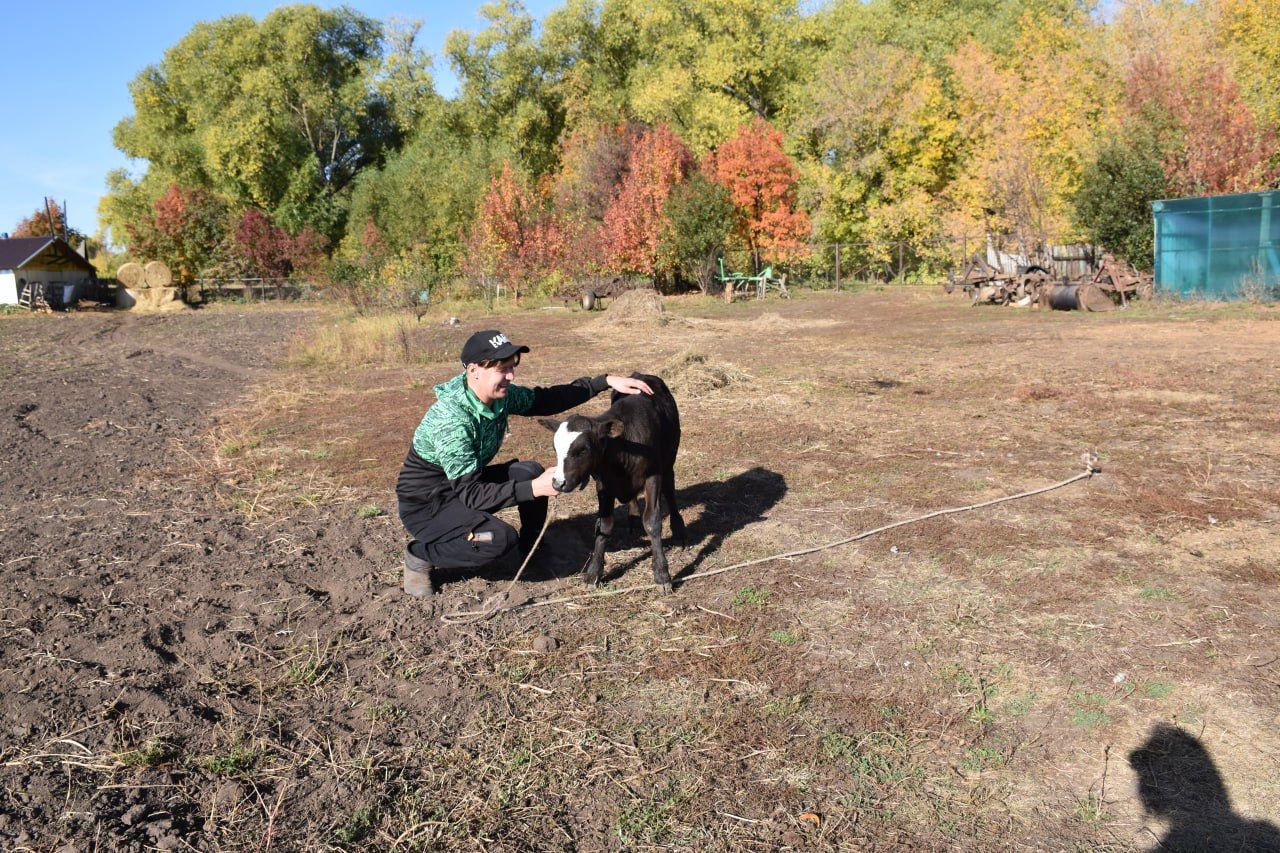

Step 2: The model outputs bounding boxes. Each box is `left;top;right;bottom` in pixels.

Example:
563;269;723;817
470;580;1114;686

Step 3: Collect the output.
2;291;1278;851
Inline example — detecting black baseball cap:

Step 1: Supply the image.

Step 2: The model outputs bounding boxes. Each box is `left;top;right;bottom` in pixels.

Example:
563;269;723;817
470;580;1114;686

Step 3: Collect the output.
460;329;530;365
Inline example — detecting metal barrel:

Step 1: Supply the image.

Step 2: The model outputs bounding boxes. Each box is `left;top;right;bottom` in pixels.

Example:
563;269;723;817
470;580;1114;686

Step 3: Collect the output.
1045;285;1080;310
1045;283;1117;312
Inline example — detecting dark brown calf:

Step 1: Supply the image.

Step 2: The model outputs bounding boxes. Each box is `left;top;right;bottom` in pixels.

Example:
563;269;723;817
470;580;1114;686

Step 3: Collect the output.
540;373;686;592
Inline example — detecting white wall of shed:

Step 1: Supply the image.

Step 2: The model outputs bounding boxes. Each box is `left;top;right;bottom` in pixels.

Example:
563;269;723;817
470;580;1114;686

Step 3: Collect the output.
14;266;93;301
0;271;15;304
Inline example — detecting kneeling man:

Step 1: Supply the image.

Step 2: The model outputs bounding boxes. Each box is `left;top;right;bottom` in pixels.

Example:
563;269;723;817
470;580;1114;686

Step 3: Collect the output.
396;329;651;598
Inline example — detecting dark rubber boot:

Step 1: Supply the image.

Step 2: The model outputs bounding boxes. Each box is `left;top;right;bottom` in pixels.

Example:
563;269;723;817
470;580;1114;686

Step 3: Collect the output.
403;543;435;599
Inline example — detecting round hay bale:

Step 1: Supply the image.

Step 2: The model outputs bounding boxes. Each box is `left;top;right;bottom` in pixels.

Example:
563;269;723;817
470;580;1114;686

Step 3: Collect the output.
123;287;189;313
117;262;145;290
144;260;173;288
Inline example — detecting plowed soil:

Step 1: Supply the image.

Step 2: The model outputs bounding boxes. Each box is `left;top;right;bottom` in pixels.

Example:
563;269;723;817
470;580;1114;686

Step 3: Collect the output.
1;293;1278;851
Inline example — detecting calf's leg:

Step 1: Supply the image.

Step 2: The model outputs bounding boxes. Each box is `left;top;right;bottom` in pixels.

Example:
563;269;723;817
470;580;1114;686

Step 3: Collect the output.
644;475;672;594
662;466;686;547
585;488;615;588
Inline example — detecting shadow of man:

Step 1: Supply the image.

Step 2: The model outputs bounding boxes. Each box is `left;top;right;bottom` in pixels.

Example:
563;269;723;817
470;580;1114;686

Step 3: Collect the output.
1129;723;1280;852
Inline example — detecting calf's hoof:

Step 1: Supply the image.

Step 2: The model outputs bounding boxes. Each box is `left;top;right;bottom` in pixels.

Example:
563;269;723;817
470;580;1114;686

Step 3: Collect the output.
656;582;673;595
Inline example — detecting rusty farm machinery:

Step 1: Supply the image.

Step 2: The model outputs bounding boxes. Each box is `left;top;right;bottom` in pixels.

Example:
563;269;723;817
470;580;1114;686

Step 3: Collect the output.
945;252;1154;312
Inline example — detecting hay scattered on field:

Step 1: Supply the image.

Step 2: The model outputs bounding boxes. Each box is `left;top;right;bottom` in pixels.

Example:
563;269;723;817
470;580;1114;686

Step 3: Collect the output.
591;288;667;328
662;350;749;397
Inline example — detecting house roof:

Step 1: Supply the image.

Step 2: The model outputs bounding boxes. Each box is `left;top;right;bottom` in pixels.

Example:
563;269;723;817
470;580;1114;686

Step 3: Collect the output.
0;237;94;273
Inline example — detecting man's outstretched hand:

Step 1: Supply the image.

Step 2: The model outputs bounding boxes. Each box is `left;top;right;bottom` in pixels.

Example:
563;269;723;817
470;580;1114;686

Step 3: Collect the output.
606;374;653;395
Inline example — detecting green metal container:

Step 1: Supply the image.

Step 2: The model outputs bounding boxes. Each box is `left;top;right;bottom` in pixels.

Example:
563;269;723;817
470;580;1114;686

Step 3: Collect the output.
1152;190;1280;298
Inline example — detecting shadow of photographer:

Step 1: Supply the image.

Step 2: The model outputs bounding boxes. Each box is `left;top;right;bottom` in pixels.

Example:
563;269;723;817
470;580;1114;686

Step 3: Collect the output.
1129;723;1280;852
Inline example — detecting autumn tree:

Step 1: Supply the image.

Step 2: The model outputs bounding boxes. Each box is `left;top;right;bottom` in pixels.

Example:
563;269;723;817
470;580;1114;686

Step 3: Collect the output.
11;200;84;244
551;121;644;278
792;39;957;273
467;162;563;301
601;125;693;282
1219;0;1280;136
706;119;809;268
1106;0;1277;198
128;185;233;281
1125;54;1277;196
948;8;1117;241
234;209;325;279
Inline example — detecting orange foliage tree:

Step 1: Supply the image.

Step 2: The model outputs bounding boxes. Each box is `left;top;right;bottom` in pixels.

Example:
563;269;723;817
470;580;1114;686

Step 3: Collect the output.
706;119;810;267
11;199;81;243
600;125;693;281
467;162;563;301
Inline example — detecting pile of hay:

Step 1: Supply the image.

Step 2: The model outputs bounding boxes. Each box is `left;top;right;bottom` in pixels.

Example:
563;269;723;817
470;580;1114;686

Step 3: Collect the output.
661;350;749;397
591;288;667;328
116;259;189;312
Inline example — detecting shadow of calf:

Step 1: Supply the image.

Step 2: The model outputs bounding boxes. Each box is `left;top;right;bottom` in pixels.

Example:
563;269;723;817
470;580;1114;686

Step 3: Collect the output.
457;467;787;590
590;466;787;586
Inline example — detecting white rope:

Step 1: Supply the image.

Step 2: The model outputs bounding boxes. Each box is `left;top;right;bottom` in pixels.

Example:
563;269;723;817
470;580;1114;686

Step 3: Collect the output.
441;452;1101;622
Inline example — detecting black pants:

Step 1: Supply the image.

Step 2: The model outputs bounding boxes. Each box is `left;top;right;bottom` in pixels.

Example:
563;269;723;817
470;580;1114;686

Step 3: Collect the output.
399;460;546;570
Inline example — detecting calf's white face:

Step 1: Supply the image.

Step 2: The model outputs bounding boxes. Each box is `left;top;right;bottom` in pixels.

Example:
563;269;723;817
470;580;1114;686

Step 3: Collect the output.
551;421;585;491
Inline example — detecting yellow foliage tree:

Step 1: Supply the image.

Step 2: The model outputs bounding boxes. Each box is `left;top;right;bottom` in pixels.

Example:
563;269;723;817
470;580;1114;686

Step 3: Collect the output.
1216;0;1280;134
949;9;1118;241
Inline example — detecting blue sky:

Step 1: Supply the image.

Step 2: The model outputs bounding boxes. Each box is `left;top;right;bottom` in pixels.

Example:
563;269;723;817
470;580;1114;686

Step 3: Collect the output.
0;1;558;237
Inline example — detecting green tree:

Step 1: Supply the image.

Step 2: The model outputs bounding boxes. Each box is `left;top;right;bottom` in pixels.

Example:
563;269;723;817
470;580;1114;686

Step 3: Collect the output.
1073;130;1170;271
341;117;496;280
607;0;823;152
538;0;637;138
106;5;407;246
824;0;1085;71
658;172;736;291
445;0;564;177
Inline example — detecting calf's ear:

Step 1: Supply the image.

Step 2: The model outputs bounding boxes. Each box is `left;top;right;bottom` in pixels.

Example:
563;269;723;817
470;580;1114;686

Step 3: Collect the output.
538;418;561;433
601;418;624;438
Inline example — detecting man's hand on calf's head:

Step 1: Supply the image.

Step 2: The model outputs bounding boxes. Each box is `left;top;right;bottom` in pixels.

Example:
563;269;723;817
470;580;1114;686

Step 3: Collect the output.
606;374;653;395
